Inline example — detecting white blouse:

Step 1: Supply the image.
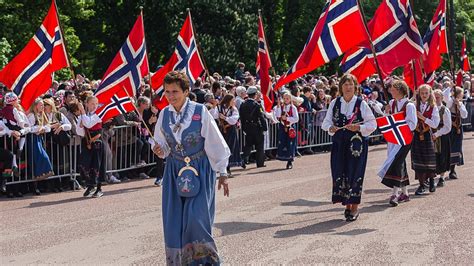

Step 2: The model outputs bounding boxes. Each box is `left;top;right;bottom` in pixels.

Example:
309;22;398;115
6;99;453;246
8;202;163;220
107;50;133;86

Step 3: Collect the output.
273;104;299;125
418;102;440;129
433;106;452;138
388;98;418;131
322;96;377;137
0;120;12;137
443;88;468;118
27;113;51;134
221;106;240;126
76;113;102;137
153;99;231;174
45;112;72;131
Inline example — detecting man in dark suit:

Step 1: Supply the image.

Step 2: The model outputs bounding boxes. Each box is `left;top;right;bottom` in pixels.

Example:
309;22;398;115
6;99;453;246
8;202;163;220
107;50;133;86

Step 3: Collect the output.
239;86;267;168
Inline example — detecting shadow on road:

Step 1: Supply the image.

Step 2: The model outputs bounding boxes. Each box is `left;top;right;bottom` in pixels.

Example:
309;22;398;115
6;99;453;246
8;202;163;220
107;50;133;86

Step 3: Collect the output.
360;204;389;214
364;189;392;194
468;193;474;198
214;221;283;237
333;228;377;236
284;208;345;216
247;168;289;175
281;199;331;207
274;219;347;238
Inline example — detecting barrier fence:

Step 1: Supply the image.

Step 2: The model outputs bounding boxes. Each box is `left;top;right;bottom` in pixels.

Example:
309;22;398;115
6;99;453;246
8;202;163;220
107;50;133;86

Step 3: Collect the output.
2;101;472;186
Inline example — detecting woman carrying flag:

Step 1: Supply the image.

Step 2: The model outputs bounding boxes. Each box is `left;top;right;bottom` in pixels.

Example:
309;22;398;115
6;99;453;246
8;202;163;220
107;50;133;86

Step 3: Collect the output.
378;79;417;206
322;74;376;222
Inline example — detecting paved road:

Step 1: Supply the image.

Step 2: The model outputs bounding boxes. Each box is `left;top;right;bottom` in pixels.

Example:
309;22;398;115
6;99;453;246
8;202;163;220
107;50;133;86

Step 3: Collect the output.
1;133;473;264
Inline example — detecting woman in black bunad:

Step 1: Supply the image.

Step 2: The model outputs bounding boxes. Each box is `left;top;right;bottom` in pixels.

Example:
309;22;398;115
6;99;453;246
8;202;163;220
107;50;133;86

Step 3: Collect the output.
322;74;376;222
432;89;452;187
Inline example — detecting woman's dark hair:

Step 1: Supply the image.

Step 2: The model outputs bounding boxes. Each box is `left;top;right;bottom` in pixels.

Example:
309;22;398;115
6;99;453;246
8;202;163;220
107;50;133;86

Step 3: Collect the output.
212;81;221;94
164;71;190;92
338;73;358;96
220;94;234;107
68;102;80;113
302;86;312;94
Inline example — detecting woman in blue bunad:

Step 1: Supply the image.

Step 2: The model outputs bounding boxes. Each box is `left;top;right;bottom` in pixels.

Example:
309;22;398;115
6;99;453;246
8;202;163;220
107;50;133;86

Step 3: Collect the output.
152;71;231;265
273;91;299;169
322;74;376;222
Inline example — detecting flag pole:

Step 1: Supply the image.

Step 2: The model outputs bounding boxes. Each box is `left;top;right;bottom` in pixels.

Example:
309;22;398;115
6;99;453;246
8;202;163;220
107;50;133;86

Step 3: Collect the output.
140;6;154;91
122;86;156;141
187;9;210;82
447;0;456;78
53;0;77;88
356;0;390;101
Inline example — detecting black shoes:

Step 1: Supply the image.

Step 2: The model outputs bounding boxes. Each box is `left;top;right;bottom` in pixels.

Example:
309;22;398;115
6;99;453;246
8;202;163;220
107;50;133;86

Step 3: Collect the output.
34;189;41;196
286;161;293;170
449;170;458;180
429;178;436;193
344;209;351;219
437;178;445;187
83;186;96;197
415;185;428;195
346;211;359;222
92;189;103;198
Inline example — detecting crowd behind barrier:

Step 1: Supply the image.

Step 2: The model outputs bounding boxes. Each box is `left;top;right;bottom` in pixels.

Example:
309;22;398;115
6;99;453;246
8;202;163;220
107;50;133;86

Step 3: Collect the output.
2;101;472;186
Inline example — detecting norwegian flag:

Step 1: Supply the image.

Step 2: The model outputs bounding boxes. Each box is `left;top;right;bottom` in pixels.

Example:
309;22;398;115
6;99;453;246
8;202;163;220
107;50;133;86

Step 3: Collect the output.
95;13;149;100
0;1;69;110
461;33;471;72
422;0;448;77
151;12;205;109
376;112;413;145
403;59;424;91
256;13;274;112
96;87;135;122
274;0;368;90
341;0;424;82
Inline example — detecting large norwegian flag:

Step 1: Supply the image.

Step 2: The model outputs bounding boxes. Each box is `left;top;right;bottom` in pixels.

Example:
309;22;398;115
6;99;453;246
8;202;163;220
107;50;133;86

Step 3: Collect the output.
403;59;424;91
256;13;274;112
95;13;149;100
96;86;135;122
0;1;69;110
274;0;368;90
341;0;424;82
461;33;471;72
151;12;205;110
422;0;448;76
376;112;413;145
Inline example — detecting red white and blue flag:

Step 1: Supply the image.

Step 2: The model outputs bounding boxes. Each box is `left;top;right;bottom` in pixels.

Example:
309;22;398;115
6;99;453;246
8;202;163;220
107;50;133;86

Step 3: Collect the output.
151;12;205;110
96;87;135;122
95;13;149;100
376;112;413;145
422;0;448;77
403;59;424;91
274;0;368;90
461;33;471;72
0;1;69;110
341;0;424;82
256;13;274;112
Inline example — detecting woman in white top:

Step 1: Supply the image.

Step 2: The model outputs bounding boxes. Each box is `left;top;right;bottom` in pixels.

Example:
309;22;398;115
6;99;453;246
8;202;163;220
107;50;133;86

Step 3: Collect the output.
218;94;242;176
152;71;230;265
273;91;299;169
322;74;376;222
432;89;452;187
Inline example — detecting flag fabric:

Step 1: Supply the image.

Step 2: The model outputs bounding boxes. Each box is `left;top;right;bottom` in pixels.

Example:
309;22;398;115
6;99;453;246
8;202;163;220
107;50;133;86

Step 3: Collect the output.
274;0;368;90
376;112;413;145
96;87;135;122
461;33;471;72
151;12;205;109
256;13;274;112
403;59;424;91
422;0;448;77
341;0;424;82
94;13;149;100
0;1;69;110
456;69;463;87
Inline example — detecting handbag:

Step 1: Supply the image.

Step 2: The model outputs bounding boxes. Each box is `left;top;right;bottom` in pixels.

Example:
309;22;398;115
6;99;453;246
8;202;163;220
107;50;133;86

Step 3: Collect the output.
176;157;200;197
288;127;297;139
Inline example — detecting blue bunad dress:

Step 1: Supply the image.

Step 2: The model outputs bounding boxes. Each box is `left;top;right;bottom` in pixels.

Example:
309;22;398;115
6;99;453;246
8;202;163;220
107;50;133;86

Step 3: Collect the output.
153;99;230;265
274;104;299;162
322;96;376;205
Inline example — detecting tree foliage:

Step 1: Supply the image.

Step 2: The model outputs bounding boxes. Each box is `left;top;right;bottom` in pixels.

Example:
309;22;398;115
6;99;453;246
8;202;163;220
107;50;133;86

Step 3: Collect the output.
0;0;472;79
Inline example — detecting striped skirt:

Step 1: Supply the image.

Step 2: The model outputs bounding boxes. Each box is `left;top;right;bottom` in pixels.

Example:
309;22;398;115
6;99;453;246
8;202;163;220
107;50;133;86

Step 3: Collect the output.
411;131;436;180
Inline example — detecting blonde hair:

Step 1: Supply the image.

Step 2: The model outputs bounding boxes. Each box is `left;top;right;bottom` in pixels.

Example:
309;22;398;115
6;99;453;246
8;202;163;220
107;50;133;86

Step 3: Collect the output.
43;98;57;113
29;98;45;125
417;84;435;108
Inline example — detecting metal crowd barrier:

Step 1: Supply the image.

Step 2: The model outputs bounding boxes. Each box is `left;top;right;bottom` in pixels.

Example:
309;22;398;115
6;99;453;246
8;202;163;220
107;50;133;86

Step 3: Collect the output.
2;101;472;186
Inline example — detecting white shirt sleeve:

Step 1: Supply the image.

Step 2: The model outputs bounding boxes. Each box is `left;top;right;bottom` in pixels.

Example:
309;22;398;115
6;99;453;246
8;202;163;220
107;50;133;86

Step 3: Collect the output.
59;113;72;131
0;121;11;137
27;113;42;133
151;109;171;159
405;103;418;131
225;107;240;125
80;114;102;129
459;102;468;119
434;108;452;137
76;116;85;137
201;107;231;174
273;105;282;119
359;101;377;137
322;99;336;136
287;105;299;125
209;106;219;120
424;105;440;129
443;88;453;108
13;108;29;129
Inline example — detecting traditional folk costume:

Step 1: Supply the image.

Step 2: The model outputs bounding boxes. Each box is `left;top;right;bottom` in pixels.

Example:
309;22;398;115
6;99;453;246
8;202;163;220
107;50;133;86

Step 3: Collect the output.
26;113;54;180
443;89;468;179
432;104;452;187
76;112;106;197
218;105;242;171
322;96;376;205
153;99;230;265
378;98;417;204
274;103;299;168
0;121;14;193
411;102;440;194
